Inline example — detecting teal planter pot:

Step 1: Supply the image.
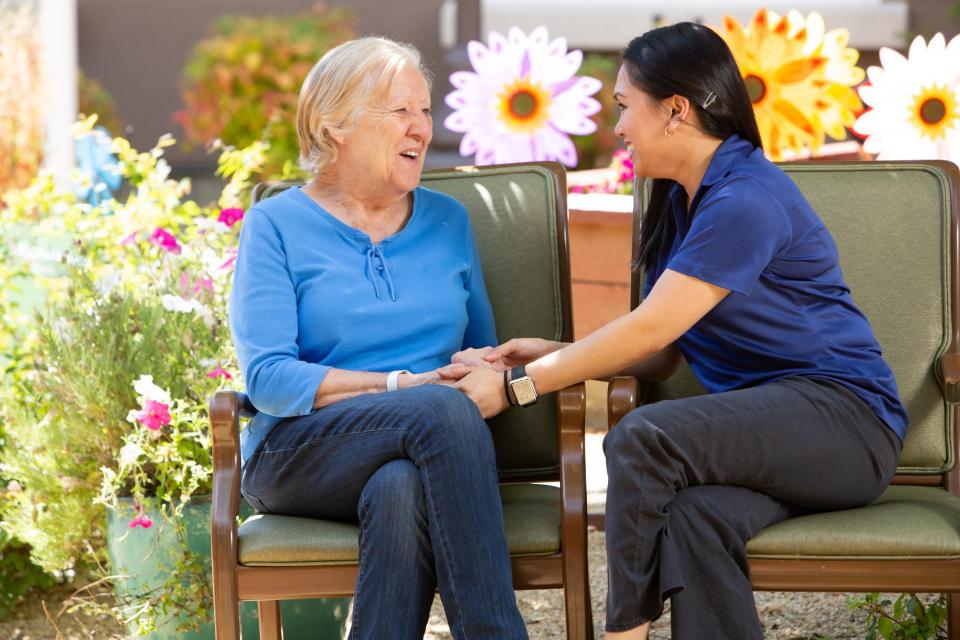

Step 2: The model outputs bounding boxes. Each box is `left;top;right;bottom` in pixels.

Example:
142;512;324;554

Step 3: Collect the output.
107;498;350;639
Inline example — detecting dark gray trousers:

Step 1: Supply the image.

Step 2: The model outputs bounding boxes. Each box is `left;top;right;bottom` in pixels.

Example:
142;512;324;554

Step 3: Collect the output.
603;375;902;638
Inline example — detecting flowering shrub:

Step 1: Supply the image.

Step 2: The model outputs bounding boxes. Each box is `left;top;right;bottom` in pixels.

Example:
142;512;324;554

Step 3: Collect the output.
569;148;635;195
0;0;44;194
174;2;354;177
0;117;266;632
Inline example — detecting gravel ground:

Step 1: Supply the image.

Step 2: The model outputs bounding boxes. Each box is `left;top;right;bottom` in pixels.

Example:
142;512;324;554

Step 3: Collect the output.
424;527;936;639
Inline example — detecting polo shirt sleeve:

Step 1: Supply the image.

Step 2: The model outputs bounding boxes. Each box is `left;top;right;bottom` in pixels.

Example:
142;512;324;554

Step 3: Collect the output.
666;177;791;296
229;208;331;417
461;214;498;348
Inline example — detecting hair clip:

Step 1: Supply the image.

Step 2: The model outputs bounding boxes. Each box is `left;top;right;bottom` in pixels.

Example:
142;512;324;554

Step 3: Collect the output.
703;91;718;109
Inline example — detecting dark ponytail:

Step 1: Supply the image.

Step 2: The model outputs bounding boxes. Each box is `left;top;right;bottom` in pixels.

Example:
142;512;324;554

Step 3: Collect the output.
624;22;762;273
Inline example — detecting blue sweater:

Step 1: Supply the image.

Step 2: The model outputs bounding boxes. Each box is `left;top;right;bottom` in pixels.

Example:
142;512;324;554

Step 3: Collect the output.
230;186;497;461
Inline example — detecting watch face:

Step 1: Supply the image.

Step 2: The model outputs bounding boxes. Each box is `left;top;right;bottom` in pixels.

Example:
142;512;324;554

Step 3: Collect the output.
511;378;538;406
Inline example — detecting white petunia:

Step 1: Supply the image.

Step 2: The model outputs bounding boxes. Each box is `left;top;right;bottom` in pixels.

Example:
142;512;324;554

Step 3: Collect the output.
131;374;171;404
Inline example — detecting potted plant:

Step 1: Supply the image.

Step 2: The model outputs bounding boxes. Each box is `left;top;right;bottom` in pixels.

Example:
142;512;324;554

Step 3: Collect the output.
0;118;348;637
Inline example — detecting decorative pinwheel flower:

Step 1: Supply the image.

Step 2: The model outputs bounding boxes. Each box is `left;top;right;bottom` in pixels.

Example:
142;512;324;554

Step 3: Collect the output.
717;9;864;160
854;33;960;165
444;26;601;167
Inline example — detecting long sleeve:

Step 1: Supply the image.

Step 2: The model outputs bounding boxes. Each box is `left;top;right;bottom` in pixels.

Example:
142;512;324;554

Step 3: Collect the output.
229;208;330;417
461;221;498;349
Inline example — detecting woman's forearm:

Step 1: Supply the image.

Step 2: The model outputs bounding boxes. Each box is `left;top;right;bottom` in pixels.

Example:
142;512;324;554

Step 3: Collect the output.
526;269;728;394
312;368;436;408
617;342;682;382
526;307;668;394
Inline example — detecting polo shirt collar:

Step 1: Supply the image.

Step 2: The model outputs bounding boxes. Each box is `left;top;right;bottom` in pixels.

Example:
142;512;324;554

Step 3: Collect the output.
669;134;757;229
700;133;755;188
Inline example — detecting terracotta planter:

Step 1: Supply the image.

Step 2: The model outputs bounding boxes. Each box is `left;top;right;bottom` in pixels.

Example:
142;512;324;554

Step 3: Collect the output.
567;190;634;339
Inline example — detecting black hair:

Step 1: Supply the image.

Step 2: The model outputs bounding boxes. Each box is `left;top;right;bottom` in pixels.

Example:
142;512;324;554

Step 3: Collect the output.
623;22;762;272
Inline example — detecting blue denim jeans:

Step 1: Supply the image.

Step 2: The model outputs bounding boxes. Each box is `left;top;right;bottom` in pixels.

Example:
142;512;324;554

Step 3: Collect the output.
240;385;529;640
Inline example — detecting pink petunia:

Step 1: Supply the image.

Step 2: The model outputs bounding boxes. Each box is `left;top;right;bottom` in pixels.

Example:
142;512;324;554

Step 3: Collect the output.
206;367;233;380
193;277;214;294
128;505;154;529
218;249;238;271
150;227;182;254
120;231;139;246
217;208;244;228
135;399;171;431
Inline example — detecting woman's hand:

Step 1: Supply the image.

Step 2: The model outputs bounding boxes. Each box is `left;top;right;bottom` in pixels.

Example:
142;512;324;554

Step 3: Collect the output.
398;369;442;388
450;346;501;370
485;338;567;370
451;367;510;419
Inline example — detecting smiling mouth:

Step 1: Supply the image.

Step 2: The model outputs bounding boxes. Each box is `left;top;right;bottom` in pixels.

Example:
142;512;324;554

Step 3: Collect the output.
400;151;420;160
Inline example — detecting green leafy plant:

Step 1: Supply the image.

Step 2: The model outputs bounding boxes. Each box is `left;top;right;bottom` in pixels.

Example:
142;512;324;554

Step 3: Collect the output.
174;2;355;177
0;116;267;633
847;592;947;639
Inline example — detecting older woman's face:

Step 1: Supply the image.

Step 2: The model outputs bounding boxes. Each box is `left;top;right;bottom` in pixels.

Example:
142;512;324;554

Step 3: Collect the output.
341;64;433;197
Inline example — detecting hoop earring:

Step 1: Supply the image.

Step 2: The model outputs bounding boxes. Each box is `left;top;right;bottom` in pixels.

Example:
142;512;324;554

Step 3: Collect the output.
664;126;675;137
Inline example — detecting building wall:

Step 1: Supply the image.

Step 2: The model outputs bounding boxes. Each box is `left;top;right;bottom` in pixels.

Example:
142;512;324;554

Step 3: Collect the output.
78;0;449;169
78;0;960;171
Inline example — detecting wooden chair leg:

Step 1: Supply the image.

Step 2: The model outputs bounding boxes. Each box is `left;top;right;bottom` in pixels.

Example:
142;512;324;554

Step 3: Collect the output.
212;583;240;639
948;592;959;640
258;600;283;640
562;563;594;640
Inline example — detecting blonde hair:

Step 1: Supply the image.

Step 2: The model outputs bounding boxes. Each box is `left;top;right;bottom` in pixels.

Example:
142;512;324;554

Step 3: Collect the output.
296;37;432;174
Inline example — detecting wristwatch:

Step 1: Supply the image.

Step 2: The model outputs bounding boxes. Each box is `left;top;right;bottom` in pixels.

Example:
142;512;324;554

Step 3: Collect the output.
507;365;540;407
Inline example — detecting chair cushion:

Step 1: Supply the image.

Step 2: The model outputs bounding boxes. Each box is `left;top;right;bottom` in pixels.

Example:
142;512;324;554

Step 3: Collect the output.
238;483;561;566
746;486;960;560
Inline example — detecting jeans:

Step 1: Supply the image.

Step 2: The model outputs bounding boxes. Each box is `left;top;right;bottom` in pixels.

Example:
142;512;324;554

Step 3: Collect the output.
603;376;902;639
241;385;528;640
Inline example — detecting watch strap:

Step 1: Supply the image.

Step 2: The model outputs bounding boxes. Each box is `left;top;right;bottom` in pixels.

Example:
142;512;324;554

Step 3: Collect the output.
503;370;517;406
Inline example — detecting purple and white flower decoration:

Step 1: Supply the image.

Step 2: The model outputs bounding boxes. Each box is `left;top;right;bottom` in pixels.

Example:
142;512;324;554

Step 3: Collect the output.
444;26;602;167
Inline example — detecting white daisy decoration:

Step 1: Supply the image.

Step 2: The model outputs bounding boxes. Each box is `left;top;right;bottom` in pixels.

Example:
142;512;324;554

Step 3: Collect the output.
444;26;602;167
854;33;960;164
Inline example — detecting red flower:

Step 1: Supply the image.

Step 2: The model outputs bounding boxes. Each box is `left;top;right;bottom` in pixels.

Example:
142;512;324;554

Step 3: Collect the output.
206;367;233;380
135;399;171;431
149;227;182;254
217;208;245;228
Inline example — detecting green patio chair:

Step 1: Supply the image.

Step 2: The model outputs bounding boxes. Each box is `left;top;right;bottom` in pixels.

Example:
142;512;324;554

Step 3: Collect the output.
210;162;594;639
608;160;960;636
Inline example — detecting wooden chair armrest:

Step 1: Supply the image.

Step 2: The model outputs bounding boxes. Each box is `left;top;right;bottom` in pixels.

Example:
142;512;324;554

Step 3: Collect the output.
557;383;588;510
209;390;241;600
556;383;591;627
940;352;960;404
607;376;640;430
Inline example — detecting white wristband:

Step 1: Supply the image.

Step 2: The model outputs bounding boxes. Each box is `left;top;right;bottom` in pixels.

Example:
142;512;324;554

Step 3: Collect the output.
386;370;410;392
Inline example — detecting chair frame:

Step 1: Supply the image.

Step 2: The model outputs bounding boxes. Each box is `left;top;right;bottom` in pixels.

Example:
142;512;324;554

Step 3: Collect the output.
607;159;960;636
211;163;595;639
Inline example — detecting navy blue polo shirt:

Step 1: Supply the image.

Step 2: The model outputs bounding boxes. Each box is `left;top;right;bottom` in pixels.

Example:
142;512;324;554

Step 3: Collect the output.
644;134;908;441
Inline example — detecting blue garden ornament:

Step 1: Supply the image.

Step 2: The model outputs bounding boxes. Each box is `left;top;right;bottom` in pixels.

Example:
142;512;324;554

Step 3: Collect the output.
74;126;121;206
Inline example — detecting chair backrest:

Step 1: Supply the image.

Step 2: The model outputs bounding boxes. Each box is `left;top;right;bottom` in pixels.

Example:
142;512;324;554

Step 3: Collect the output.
633;161;959;476
252;162;572;481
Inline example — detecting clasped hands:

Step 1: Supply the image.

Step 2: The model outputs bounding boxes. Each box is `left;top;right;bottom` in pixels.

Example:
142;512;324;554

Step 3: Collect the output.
400;338;565;419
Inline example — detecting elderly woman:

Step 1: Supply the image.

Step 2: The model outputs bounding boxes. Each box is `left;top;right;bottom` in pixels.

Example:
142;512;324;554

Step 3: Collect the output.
229;37;528;640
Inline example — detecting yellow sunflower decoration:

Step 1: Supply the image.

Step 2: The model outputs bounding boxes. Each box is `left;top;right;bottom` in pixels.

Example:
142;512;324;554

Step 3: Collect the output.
716;8;864;160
